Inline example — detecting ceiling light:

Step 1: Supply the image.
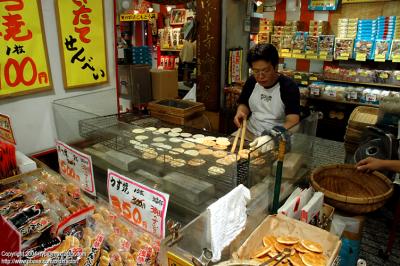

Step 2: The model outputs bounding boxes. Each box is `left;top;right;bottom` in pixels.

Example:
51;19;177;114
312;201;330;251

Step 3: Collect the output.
166;6;172;12
148;7;154;13
134;9;139;14
256;0;263;6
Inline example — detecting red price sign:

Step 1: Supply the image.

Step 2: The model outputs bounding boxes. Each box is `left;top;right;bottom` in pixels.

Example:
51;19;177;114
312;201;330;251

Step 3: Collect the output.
56;140;96;196
107;170;169;238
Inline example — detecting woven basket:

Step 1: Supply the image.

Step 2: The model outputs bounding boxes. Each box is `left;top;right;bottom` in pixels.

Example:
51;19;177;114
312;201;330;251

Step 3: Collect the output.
310;164;393;214
348;106;379;129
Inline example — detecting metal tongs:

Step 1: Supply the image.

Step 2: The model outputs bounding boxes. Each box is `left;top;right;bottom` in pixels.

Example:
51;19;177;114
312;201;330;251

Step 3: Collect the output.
259;248;292;266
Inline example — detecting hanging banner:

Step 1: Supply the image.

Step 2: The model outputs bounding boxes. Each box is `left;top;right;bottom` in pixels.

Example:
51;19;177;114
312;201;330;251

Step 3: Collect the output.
0;113;16;145
0;0;52;99
107;169;169;239
56;0;108;88
56;140;96;197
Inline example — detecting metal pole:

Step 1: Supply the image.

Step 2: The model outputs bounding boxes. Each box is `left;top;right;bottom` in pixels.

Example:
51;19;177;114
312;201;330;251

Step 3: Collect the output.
272;137;286;214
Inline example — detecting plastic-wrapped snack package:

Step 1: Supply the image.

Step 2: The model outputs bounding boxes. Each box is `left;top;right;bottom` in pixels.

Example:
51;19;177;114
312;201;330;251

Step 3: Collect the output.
318;35;335;60
374;39;392;61
281;35;293;54
292;32;308;55
271;35;282;51
334;38;354;60
306;36;319;57
354;40;374;60
390;39;400;61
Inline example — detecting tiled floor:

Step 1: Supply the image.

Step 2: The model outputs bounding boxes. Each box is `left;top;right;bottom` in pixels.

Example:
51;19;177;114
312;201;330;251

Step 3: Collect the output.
311;138;400;265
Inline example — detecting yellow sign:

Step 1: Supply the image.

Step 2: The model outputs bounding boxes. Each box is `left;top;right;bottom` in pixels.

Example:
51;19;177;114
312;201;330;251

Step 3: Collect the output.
356;53;366;61
292;54;306;59
56;0;108;88
306;55;318;59
393;55;400;63
120;13;158;22
374;54;386;62
0;0;52;99
167;252;192;266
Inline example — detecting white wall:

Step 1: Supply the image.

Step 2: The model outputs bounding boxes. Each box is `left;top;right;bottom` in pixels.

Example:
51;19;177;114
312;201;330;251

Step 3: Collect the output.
0;0;117;155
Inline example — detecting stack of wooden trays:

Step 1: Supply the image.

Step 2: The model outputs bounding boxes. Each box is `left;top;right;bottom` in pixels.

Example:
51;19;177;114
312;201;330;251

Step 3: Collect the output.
344;106;379;154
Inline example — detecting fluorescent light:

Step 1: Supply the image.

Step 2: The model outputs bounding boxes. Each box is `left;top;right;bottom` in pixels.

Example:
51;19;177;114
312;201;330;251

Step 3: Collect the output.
256;0;263;6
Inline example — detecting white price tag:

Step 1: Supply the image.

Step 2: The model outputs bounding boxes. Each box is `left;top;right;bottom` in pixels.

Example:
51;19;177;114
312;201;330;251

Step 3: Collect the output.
327;91;336;97
366;94;377;102
311;88;320;96
107;170;169;238
56;140;96;196
350;92;358;100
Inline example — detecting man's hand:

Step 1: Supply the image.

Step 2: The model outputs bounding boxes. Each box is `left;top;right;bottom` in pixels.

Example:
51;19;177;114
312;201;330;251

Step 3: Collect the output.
234;104;250;128
356;157;386;172
249;135;274;153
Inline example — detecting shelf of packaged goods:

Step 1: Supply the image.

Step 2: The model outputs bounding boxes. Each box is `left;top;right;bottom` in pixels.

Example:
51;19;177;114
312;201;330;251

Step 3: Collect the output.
323;79;400;89
306;96;379;108
280;55;333;62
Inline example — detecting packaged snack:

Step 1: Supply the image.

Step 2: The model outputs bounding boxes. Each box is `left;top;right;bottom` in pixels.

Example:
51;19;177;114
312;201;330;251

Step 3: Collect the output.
318;35;335;59
8;203;45;229
354;40;374;60
390;39;400;61
306;36;319;55
0;201;25;217
271;35;282;51
281;35;293;53
374;39;392;60
0;188;24;205
334;38;354;60
292;32;308;54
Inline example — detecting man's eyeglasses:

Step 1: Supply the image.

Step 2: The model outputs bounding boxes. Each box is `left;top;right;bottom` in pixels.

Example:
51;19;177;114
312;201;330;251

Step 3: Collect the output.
251;68;271;77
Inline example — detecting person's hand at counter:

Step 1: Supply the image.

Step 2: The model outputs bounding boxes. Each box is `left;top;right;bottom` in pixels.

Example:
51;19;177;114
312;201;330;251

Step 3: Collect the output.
234;104;250;128
356;157;400;173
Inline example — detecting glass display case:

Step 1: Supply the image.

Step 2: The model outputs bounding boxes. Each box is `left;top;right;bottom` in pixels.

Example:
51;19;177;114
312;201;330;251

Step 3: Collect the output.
53;93;318;237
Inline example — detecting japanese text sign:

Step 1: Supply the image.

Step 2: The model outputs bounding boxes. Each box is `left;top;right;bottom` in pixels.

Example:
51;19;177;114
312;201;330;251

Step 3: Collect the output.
120;12;157;22
0;113;16;144
56;140;96;197
56;0;108;88
107;169;169;238
0;0;52;99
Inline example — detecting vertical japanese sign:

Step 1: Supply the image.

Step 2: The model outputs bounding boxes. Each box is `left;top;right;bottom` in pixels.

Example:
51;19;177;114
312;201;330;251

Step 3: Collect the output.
56;0;108;88
107;169;169;239
0;113;16;144
56;140;96;197
0;0;52;99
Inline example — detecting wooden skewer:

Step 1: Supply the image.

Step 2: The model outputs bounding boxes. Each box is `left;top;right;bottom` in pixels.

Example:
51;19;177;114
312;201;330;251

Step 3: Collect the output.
230;125;242;153
239;119;247;152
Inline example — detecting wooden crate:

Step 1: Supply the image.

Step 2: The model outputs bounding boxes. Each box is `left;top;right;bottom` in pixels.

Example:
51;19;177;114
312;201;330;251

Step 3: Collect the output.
148;99;205;125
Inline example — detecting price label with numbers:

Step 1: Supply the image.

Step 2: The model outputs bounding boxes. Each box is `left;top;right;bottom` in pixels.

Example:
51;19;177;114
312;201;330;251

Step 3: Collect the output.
56;140;96;196
107;169;169;238
0;114;16;144
393;55;400;63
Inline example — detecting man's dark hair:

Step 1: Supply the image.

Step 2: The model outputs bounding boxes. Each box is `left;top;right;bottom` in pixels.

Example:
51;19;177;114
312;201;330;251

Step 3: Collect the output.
247;43;279;68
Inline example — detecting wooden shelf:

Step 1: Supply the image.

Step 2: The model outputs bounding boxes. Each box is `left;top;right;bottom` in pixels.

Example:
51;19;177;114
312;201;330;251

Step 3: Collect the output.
323;79;400;89
160;48;182;52
306;97;378;108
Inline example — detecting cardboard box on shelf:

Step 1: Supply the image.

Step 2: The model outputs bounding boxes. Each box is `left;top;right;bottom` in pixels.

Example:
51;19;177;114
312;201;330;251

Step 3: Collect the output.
150;69;178;100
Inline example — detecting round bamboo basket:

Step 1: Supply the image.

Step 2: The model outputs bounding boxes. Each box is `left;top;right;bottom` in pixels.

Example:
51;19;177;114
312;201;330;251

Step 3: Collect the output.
310;164;393;214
